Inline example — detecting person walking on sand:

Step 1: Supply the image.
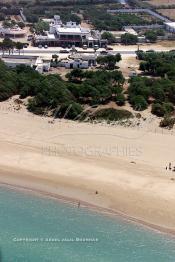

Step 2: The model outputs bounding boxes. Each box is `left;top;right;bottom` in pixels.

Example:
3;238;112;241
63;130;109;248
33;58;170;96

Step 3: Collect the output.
78;201;80;208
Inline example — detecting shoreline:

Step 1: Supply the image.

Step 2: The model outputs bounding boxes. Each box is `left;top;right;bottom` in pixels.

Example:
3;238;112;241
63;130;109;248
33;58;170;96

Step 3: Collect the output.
0;168;175;238
1;180;175;238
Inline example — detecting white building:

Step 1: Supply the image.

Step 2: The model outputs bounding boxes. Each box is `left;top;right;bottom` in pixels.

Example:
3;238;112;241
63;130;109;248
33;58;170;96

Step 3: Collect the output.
34;15;107;48
165;22;175;33
1;55;50;74
70;53;97;66
58;58;89;69
0;25;26;38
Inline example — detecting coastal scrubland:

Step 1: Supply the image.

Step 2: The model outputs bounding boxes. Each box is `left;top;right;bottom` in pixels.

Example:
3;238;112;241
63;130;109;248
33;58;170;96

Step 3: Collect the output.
1;49;175;127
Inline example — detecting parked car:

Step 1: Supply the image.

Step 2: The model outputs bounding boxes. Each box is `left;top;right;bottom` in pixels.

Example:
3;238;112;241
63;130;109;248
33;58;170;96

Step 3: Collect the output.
70;48;77;53
100;51;108;55
59;49;69;53
27;35;33;41
146;49;155;53
106;47;113;51
44;45;48;49
23;44;28;48
38;45;43;48
82;45;88;50
129;70;137;77
94;45;99;50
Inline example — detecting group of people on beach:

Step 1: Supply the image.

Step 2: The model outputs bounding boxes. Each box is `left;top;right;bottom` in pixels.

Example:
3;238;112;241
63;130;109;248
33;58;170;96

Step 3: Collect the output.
166;163;175;172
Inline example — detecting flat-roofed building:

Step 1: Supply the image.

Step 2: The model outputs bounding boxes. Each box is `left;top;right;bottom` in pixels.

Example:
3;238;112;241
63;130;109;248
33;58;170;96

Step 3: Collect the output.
70;53;97;66
1;55;50;74
34;16;107;48
59;59;89;69
0;25;26;38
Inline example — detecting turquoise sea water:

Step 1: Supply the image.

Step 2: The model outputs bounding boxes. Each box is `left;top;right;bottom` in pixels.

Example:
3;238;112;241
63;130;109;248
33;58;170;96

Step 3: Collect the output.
0;187;175;262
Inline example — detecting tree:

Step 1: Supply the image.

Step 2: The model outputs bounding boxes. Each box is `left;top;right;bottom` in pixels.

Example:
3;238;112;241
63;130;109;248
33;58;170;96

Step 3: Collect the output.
0;42;5;55
139;62;148;72
2;20;11;28
2;38;15;55
128;76;151;101
163;102;174;115
145;30;157;43
156;29;165;36
101;32;116;44
116;93;125;106
15;42;24;55
121;33;138;45
97;54;121;70
34;20;49;34
26;14;38;23
18;21;25;29
70;14;81;24
66;69;84;82
0;13;5;21
57;102;83;120
151;103;165;117
130;95;148;111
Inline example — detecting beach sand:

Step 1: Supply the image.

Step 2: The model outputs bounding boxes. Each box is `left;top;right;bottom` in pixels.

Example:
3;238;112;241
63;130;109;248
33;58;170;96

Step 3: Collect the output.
0;104;175;232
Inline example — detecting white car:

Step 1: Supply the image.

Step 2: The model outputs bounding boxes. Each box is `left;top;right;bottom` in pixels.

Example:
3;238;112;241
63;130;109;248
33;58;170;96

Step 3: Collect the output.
83;45;87;50
94;45;99;50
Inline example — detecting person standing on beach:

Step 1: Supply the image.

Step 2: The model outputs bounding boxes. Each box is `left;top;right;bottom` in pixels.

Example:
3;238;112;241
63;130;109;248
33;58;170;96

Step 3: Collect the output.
169;162;172;170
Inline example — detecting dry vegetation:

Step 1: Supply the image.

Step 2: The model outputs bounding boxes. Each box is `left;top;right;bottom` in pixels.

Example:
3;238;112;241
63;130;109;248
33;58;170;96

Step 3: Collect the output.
158;9;175;20
146;0;175;6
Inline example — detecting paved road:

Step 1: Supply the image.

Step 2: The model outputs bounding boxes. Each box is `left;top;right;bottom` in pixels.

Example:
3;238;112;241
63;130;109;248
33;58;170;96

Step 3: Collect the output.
0;49;136;58
22;49;136;55
0;46;174;58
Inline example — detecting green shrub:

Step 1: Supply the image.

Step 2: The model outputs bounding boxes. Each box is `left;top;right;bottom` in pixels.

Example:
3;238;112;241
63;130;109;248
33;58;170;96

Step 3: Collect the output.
130;95;148;111
160;117;175;129
116;93;125;106
121;33;138;45
151;103;165;117
152;102;174;117
55;102;83;120
92;108;133;121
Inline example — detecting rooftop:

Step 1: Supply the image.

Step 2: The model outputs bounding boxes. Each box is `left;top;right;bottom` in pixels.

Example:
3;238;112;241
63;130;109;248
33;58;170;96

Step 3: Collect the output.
47;33;56;39
165;22;175;29
1;57;36;65
0;26;26;35
55;26;90;35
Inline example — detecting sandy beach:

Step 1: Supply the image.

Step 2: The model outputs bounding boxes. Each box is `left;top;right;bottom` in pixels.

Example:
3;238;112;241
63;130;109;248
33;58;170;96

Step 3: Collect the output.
0;102;175;232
